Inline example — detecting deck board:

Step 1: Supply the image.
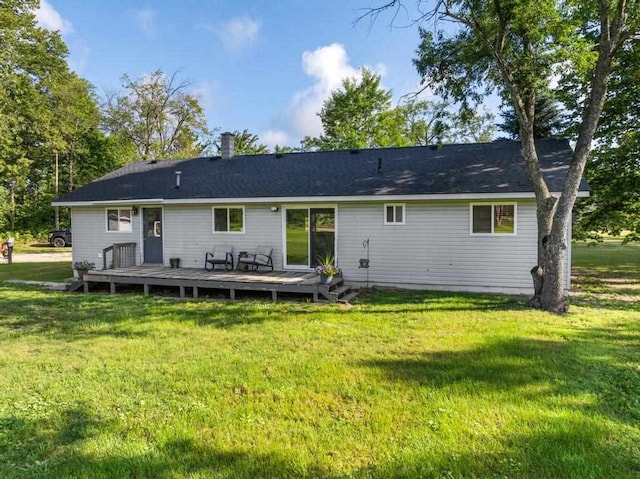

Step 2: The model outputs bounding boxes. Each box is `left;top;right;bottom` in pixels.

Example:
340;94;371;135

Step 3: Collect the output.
82;266;332;301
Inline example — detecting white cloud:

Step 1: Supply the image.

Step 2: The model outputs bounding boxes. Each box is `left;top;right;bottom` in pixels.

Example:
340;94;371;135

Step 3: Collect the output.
217;17;260;50
283;43;386;140
134;9;156;35
261;130;290;150
35;0;73;34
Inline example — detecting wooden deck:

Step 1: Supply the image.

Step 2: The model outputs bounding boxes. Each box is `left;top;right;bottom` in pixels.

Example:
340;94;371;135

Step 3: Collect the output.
82;266;355;303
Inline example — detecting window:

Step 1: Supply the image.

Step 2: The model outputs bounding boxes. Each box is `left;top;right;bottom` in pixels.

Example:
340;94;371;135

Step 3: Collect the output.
213;207;244;233
384;204;405;225
471;203;516;235
106;208;132;232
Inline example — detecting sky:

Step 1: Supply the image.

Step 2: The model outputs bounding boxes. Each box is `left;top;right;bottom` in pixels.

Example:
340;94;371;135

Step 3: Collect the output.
34;0;433;149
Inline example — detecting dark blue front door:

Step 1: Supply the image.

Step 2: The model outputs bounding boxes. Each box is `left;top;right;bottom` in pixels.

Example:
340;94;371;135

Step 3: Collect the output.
143;208;163;264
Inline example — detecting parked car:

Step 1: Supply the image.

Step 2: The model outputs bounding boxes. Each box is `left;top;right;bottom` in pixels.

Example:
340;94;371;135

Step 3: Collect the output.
49;229;72;247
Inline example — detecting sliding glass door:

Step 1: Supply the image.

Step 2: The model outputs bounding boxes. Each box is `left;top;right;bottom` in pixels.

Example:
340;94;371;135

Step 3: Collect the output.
285;207;336;269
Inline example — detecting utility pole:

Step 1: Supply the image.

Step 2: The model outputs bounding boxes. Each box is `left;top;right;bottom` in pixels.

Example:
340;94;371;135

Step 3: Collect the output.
55;152;59;230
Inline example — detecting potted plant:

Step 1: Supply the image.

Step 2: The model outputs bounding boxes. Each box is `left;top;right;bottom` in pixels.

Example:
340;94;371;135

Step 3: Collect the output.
314;254;341;285
73;260;95;280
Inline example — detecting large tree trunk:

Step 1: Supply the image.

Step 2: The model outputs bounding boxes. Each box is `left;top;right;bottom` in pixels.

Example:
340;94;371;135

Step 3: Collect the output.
540;224;569;312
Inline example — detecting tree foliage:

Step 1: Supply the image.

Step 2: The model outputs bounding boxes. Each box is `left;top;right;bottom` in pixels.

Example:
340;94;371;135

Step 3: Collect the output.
0;0;121;234
224;130;269;156
498;92;566;139
366;0;639;311
102;70;213;161
303;67;494;151
575;36;640;242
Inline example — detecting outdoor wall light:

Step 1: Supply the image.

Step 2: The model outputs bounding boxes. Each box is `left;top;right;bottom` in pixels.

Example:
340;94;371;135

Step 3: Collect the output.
270;206;279;212
132;207;139;216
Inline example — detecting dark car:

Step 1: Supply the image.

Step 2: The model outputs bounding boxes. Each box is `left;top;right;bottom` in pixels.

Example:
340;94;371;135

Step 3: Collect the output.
49;229;72;247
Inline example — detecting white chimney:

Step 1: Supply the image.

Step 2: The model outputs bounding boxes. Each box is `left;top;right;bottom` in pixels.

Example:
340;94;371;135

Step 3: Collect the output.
221;132;234;160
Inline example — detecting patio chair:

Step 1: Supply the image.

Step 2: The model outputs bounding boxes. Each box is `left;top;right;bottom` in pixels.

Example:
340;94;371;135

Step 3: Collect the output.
204;245;234;271
237;246;273;272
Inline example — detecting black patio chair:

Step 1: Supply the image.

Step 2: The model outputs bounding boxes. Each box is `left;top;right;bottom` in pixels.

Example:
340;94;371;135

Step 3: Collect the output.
237;246;273;272
204;245;234;271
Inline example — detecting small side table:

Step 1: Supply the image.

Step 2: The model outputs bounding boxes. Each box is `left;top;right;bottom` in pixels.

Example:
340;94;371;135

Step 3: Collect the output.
237;251;248;271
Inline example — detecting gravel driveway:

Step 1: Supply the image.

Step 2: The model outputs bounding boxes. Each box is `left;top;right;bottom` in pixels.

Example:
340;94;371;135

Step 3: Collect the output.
3;252;72;263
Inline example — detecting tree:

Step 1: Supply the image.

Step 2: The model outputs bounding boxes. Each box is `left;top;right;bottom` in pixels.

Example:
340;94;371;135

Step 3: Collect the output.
102;70;214;161
223;129;268;156
0;0;72;231
303;68;394;150
498;93;565;140
575;36;640;242
0;1;118;234
303;68;494;151
364;0;639;312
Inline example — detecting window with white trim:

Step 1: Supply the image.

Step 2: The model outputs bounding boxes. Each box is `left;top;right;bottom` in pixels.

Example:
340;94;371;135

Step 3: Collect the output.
106;208;132;232
213;207;244;233
384;203;405;225
471;203;516;234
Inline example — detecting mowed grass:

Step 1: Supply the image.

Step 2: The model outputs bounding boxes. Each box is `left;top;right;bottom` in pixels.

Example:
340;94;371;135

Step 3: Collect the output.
0;243;638;477
0;261;72;282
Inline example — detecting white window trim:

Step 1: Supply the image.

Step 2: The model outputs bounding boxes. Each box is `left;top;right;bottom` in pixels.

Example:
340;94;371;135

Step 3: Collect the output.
105;207;133;233
469;202;517;236
212;206;245;234
383;203;406;225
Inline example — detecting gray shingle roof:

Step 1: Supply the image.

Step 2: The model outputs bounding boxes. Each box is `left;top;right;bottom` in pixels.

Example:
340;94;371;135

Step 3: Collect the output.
53;139;588;204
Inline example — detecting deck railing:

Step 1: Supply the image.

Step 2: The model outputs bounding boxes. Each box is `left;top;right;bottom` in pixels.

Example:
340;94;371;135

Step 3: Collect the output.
103;242;137;270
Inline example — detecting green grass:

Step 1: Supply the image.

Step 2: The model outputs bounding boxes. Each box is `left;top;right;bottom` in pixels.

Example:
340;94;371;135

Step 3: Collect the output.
0;244;638;478
0;261;72;282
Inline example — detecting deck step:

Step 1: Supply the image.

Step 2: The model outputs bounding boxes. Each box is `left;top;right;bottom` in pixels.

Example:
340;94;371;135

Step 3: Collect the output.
68;280;85;292
338;291;359;304
331;284;351;296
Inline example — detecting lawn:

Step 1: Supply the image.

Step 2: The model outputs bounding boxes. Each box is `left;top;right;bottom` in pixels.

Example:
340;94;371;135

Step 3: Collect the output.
0;261;72;282
0;243;638;478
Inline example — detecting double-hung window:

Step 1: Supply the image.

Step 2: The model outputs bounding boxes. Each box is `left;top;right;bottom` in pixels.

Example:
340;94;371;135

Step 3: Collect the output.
384;204;405;225
107;208;132;232
213;206;244;233
471;203;516;235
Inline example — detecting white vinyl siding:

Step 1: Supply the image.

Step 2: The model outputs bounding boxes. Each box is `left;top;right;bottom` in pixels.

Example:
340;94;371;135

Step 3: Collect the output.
72;207;141;269
71;199;570;294
338;201;538;294
164;205;282;269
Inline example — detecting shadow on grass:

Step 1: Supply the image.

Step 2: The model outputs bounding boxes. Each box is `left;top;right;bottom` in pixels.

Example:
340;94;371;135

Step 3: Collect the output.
358;334;640;476
0;405;333;479
0;285;341;339
362;336;640;426
356;288;527;313
1;401;636;478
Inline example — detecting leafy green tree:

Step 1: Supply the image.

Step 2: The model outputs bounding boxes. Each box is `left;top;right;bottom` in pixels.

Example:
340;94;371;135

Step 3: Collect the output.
498;93;565;140
303;68;494;151
102;70;214;161
365;0;639;312
575;36;640;242
0;0;71;231
223;129;269;155
303;68;394;150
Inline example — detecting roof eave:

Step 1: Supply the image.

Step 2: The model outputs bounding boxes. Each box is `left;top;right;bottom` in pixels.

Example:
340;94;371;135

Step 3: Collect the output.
51;190;590;207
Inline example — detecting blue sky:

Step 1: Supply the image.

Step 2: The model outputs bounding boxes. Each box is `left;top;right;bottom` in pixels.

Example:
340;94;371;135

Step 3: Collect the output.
35;0;431;149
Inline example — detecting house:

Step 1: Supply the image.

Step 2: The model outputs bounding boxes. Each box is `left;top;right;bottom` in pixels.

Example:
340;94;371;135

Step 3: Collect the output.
52;134;589;294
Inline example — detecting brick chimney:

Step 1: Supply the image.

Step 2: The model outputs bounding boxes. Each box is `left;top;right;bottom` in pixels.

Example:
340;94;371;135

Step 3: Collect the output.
221;132;234;160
